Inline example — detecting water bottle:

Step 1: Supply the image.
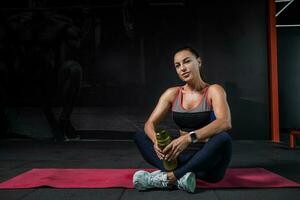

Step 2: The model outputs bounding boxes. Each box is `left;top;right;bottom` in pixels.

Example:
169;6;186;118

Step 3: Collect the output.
156;129;178;171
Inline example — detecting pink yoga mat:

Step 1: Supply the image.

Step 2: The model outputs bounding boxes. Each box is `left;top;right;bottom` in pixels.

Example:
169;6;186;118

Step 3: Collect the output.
0;168;299;189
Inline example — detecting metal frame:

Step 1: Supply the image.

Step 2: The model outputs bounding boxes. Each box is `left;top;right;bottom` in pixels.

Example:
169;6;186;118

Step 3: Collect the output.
268;0;280;142
276;0;294;17
270;0;299;142
277;24;300;27
275;0;300;27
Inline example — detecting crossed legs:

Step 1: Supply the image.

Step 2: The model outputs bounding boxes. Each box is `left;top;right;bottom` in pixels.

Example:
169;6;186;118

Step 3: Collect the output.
134;131;232;183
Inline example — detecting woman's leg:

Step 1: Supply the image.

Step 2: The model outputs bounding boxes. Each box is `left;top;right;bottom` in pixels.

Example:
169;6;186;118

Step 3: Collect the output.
134;131;192;171
173;132;232;182
134;131;165;171
200;133;232;182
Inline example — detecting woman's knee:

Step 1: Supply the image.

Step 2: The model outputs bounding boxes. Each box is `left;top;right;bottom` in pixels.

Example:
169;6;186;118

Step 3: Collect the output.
212;132;232;145
133;131;148;144
216;132;232;151
217;131;231;139
212;132;233;165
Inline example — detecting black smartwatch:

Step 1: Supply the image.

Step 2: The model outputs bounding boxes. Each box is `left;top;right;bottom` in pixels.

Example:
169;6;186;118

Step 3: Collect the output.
189;131;198;143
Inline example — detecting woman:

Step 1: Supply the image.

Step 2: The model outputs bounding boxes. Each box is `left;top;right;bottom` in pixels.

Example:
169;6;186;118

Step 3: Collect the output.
133;46;232;193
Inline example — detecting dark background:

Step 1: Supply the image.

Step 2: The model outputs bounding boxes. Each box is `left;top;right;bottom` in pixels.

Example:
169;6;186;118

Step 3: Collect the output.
0;0;298;141
276;0;300;136
277;0;300;133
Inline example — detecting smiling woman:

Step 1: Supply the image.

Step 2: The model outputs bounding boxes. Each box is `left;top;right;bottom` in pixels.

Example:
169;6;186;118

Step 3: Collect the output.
132;46;233;193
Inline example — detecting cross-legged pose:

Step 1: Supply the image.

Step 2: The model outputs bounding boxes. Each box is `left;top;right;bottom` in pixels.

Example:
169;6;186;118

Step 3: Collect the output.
133;46;232;193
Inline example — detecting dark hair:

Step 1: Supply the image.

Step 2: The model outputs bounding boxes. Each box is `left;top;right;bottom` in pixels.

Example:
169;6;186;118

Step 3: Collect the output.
173;46;207;82
174;46;200;59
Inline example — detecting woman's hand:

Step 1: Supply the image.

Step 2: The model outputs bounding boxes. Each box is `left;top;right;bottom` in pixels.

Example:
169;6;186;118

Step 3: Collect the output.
163;134;191;161
153;141;165;160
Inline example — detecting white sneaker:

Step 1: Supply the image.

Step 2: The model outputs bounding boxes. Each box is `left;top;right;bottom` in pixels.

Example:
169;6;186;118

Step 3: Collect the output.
176;172;196;193
133;170;168;190
133;170;151;190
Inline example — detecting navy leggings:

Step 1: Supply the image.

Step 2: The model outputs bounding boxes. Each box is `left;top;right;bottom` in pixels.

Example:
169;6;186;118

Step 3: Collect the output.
134;131;232;183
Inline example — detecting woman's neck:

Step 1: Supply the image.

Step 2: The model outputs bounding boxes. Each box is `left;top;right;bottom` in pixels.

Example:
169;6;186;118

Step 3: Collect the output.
184;78;208;93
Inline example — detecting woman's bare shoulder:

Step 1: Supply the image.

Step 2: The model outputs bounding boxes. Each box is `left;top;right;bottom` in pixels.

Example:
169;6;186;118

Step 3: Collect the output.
207;84;227;98
160;86;181;102
208;83;224;90
165;86;181;94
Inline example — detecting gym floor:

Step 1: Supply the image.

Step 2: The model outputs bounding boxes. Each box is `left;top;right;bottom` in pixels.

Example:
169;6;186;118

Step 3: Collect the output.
0;107;300;199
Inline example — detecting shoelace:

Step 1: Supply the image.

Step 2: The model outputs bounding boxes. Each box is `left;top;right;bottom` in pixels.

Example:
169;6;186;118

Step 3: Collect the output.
176;172;196;192
176;179;186;190
148;172;168;188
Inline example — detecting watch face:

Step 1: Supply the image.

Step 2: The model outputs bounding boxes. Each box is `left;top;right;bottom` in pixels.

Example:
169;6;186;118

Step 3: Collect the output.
190;132;197;143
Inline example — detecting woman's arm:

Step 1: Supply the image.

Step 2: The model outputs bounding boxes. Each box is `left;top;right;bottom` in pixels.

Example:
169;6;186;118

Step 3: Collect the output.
192;84;232;141
144;87;179;160
144;87;178;143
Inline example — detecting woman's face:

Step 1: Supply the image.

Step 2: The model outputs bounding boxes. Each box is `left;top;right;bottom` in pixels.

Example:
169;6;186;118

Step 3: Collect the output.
174;50;201;82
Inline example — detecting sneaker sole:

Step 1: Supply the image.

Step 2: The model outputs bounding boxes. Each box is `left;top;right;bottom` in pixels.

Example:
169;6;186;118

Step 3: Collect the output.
186;173;196;193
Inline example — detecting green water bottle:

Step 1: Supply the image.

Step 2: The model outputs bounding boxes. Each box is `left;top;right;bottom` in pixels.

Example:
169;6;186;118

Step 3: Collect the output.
156;129;178;171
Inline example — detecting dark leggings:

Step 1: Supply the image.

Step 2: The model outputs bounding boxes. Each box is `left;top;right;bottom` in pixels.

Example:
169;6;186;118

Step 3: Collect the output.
134;131;232;183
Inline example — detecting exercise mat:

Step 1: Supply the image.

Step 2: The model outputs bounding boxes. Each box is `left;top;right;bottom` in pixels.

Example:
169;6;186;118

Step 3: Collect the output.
0;168;299;189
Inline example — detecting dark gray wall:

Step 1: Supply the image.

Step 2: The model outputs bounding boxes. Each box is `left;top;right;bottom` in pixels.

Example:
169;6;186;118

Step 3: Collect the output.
134;0;270;140
278;28;300;129
83;0;271;139
1;0;271;140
